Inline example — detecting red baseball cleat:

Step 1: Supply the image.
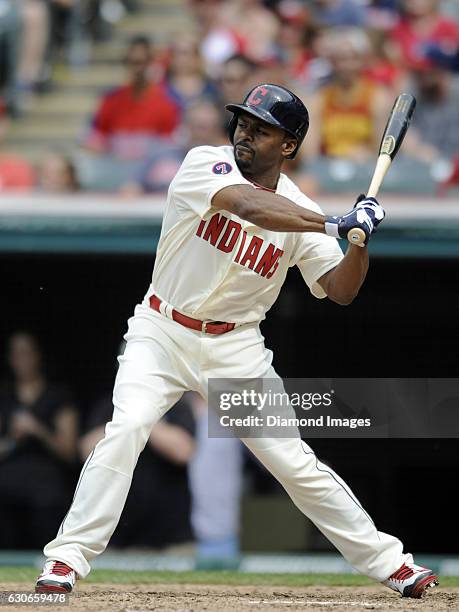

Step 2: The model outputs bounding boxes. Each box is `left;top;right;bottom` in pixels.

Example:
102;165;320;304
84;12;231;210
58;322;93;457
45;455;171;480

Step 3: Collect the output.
35;560;76;593
384;556;439;598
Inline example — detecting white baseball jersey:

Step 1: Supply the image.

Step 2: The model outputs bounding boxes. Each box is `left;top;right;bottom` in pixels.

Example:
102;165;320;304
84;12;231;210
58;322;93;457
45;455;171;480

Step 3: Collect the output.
145;145;343;324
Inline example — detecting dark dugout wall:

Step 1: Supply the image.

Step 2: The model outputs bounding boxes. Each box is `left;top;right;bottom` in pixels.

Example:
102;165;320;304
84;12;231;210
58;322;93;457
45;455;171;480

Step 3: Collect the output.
0;254;457;552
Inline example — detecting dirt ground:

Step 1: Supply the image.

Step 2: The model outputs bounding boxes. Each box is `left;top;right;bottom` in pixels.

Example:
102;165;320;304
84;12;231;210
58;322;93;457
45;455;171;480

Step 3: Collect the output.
3;583;458;611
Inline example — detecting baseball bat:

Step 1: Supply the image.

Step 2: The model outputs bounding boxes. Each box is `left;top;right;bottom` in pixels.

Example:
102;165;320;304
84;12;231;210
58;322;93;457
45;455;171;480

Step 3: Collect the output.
347;93;417;246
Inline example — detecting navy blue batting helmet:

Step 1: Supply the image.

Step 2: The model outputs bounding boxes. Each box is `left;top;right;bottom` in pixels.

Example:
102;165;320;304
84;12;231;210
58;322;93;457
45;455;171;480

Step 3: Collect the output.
226;83;309;159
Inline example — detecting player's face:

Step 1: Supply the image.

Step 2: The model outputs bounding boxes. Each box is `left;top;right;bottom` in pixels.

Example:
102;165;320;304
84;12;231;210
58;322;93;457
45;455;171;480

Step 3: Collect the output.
233;113;296;173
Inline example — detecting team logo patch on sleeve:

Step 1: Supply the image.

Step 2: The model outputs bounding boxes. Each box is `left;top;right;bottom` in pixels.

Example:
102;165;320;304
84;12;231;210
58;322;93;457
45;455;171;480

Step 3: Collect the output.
212;161;233;175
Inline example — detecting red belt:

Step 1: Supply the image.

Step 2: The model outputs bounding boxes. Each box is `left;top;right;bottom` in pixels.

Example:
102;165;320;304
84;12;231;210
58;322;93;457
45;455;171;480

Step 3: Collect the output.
149;295;235;335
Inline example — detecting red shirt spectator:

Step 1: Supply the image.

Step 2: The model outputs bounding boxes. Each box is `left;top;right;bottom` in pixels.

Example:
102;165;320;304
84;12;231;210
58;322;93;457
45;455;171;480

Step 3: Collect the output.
84;36;179;159
390;1;459;70
86;83;179;158
0;156;35;191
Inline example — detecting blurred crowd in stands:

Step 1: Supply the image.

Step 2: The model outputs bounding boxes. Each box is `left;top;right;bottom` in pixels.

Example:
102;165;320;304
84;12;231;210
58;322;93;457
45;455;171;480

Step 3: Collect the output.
0;331;243;562
2;0;459;195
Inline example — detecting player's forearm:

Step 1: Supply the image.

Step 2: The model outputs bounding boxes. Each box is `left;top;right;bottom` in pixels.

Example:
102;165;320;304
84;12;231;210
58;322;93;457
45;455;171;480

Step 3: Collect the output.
320;244;369;305
216;186;326;233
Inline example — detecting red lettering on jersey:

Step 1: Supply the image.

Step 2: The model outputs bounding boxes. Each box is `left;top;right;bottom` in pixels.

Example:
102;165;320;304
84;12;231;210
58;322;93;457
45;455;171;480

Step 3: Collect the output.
239;236;264;270
196;219;206;237
217;220;242;253
234;230;247;263
247;86;268;107
266;250;284;279
196;216;283;280
203;213;228;246
254;244;284;277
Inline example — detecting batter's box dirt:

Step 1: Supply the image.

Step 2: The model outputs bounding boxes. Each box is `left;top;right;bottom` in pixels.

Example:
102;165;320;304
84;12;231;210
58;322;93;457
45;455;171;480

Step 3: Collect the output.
3;583;458;611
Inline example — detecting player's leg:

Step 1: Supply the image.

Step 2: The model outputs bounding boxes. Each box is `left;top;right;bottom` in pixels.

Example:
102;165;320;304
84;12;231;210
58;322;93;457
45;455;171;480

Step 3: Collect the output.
236;366;404;581
241;431;438;596
202;322;414;584
41;306;198;580
242;433;405;581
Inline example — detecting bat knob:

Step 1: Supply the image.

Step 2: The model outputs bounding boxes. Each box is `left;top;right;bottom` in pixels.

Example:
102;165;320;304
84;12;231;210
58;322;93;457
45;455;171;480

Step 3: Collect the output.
347;227;366;247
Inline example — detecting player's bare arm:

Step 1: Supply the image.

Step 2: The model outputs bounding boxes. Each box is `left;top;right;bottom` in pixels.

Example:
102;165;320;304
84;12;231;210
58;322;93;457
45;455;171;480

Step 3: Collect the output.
213;185;326;233
317;244;369;306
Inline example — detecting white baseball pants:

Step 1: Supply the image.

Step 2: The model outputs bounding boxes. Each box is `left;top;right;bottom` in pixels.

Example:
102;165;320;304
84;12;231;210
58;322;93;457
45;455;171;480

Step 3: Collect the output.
44;303;408;580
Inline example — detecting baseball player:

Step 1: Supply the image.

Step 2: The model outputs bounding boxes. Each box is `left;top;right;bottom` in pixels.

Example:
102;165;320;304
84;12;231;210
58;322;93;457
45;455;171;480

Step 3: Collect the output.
36;84;438;599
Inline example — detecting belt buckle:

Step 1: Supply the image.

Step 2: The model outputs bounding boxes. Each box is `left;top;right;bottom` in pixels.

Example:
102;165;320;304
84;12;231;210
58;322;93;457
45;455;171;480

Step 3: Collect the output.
203;321;230;334
202;320;211;334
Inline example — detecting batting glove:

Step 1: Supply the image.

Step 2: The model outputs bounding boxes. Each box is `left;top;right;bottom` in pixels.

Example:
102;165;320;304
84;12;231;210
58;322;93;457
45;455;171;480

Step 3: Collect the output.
354;194;385;230
324;195;385;246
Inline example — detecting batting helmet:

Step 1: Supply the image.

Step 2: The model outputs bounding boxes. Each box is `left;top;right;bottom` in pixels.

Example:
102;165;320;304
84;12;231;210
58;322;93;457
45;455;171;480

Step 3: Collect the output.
226;83;309;159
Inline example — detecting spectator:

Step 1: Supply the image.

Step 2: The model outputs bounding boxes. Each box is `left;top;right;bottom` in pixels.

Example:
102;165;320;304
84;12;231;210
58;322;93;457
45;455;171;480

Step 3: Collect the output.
0;126;35;191
219;54;260;117
121;98;227;194
36;152;79;193
0;95;10;141
80;395;195;549
83;35;179;159
0;332;78;549
189;0;246;77
221;0;280;62
274;1;316;90
363;29;403;91
49;0;95;69
303;28;390;162
423;43;459;72
389;0;459;72
310;0;368;28
0;0;21;116
17;0;50;96
403;65;459;165
48;0;78;57
163;35;219;112
367;0;399;32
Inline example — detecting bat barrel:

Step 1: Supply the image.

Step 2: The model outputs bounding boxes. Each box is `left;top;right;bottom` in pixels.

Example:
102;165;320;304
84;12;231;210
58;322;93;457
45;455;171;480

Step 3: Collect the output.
346;93;416;248
379;93;416;161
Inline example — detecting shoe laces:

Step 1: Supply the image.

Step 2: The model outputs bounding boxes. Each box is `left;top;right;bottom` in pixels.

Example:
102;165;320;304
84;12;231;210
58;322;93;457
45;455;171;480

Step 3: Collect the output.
389;562;424;582
51;562;72;576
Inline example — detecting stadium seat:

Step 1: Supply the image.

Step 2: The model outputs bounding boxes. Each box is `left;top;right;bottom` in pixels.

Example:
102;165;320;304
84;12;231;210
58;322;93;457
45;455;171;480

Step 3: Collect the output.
306;157;437;195
75;153;143;192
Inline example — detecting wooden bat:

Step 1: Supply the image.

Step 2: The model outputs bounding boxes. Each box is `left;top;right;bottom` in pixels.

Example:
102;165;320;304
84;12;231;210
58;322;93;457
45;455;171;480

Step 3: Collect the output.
347;93;417;246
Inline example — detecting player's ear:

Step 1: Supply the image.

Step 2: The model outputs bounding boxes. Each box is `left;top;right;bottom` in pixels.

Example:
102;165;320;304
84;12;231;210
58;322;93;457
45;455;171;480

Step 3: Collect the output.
281;138;297;159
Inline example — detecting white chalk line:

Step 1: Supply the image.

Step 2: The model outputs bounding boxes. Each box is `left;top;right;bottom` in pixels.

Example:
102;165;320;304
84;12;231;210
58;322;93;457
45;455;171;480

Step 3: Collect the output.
247;600;386;608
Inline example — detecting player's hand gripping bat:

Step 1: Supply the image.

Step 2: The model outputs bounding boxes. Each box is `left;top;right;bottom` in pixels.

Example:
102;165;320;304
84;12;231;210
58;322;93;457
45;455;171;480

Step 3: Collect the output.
347;93;417;247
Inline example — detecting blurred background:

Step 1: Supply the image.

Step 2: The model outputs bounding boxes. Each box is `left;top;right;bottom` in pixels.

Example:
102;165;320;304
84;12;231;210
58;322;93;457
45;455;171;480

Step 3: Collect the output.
0;0;458;575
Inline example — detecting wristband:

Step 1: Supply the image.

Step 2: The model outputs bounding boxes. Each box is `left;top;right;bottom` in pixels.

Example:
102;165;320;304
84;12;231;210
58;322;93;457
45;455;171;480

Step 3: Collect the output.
324;217;341;239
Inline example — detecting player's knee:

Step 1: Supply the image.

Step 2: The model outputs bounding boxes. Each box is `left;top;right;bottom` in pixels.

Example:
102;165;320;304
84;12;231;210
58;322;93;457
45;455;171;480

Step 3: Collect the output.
106;402;158;443
263;445;318;483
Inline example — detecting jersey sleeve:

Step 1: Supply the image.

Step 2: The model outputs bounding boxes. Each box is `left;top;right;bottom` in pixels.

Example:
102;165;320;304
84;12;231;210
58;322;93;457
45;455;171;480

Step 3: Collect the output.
290;194;344;299
170;146;252;218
